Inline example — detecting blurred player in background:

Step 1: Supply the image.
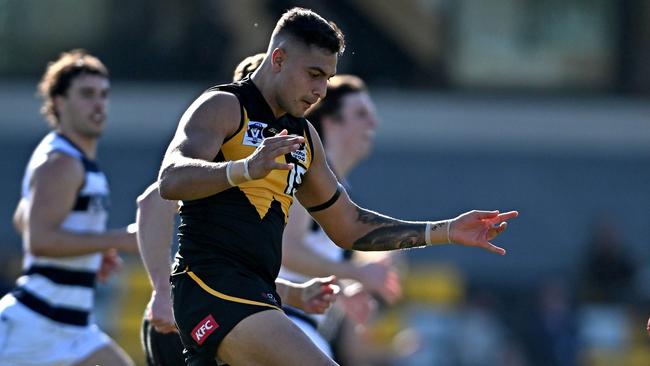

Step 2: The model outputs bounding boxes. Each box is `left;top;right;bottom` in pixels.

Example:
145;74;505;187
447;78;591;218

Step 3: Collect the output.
232;53;265;82
0;50;137;366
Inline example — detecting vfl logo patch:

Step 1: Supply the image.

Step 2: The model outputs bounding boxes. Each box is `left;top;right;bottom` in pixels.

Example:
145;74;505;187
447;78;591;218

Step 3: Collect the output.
242;121;268;146
191;314;218;345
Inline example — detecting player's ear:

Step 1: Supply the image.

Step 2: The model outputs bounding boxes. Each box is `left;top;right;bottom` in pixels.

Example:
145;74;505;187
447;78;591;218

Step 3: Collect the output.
271;48;285;73
53;95;66;116
321;115;341;130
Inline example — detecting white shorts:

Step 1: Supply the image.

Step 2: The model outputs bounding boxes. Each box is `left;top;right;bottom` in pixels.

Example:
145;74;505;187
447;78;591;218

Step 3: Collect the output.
0;294;111;366
287;314;332;358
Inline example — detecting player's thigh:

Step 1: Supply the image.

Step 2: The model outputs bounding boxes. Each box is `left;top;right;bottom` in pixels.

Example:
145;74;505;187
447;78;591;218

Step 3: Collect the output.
218;310;337;366
288;315;332;357
73;340;134;366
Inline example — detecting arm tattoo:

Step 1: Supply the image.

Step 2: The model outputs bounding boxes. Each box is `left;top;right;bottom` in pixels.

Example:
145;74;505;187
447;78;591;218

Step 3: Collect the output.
351;208;445;251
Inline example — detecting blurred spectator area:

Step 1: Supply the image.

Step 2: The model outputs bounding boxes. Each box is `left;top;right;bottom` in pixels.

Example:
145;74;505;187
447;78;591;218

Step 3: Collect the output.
1;0;650;92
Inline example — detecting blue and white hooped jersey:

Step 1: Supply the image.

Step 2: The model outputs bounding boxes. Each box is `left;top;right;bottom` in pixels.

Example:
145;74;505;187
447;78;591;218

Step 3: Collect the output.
11;132;110;327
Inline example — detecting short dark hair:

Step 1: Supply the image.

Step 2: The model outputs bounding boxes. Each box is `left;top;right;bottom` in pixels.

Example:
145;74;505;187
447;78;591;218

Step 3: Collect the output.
233;53;265;82
272;7;345;56
306;74;367;140
37;49;109;127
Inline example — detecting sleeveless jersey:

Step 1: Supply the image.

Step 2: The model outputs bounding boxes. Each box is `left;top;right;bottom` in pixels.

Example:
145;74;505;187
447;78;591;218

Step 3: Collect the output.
176;77;315;285
12;132;110;326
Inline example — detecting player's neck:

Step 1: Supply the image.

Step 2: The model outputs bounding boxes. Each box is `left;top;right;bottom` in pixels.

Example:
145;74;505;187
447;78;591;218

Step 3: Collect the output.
250;69;285;118
55;128;98;159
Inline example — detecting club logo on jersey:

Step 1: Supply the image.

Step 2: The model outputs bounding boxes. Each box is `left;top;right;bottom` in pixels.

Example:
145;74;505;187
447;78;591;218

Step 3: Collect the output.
243;121;268;146
191;314;219;345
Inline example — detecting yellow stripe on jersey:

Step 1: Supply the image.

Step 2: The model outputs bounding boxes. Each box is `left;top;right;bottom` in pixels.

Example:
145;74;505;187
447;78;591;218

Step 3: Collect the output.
187;271;281;311
220;108;312;221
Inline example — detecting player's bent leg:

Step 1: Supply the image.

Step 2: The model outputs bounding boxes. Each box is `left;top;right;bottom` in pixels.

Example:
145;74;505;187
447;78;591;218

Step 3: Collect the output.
217;309;338;366
74;340;135;366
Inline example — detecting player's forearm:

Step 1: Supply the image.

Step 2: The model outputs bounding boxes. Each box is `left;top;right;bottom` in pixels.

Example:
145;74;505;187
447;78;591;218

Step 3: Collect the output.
142;258;173;292
275;278;300;307
27;228;134;257
158;155;233;200
138;247;172;291
349;207;450;251
283;240;358;280
137;187;177;290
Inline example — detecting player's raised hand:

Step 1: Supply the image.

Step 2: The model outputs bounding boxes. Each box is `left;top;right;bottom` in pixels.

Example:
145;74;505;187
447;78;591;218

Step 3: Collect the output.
449;210;519;255
247;129;304;179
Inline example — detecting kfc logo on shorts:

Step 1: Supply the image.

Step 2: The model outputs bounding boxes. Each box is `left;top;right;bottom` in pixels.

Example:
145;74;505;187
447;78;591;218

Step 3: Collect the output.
243;121;268;146
191;314;219;345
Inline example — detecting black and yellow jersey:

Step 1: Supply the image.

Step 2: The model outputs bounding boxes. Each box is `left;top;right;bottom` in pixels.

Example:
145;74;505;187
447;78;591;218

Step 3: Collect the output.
175;77;315;285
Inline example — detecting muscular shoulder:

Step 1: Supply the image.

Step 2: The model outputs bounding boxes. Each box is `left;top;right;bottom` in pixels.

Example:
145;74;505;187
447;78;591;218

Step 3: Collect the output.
30;151;84;190
304;120;324;162
185;91;241;136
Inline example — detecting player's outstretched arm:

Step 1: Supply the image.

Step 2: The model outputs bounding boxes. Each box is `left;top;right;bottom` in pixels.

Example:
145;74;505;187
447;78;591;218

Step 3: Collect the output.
296;123;518;255
282;202;401;303
137;182;179;334
158;91;304;201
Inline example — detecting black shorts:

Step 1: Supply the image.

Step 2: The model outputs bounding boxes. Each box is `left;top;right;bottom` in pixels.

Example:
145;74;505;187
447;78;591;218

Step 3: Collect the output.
141;316;186;366
171;266;282;366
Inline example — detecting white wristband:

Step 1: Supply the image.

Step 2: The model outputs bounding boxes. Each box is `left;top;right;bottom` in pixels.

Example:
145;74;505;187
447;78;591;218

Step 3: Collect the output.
243;158;252;181
425;222;432;245
225;161;236;186
446;219;453;244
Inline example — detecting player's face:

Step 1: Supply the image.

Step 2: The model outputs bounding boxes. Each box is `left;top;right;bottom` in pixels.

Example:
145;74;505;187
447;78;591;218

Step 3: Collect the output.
335;91;378;161
277;44;337;118
56;74;110;139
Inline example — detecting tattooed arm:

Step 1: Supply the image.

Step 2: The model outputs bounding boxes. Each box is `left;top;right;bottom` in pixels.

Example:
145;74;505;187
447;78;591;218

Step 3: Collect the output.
350;209;442;251
296;122;518;255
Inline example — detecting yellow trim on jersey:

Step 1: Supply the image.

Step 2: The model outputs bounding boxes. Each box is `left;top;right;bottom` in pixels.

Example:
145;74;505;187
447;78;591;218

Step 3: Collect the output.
187;271;281;311
220;108;312;221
